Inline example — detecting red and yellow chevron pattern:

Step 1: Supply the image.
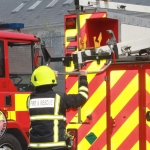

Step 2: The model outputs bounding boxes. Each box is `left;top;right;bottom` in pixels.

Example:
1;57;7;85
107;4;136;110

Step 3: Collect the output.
65;11;150;150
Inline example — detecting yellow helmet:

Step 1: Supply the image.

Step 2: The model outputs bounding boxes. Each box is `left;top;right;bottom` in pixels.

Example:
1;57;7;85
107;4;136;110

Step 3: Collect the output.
31;66;57;87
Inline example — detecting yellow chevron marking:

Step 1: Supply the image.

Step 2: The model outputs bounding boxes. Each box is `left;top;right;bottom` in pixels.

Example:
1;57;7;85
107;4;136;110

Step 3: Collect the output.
110;70;126;88
81;81;106;121
7;111;16;120
111;108;139;150
131;141;139;150
111;74;138;117
146;73;150;93
78;113;106;150
146;140;150;150
102;145;107;150
67;60;106;129
103;13;107;18
65;62;75;79
15;94;30;111
80;14;92;28
65;29;77;48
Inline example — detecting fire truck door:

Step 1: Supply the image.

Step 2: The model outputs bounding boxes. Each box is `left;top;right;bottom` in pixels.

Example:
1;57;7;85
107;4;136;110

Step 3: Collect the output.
108;69;140;150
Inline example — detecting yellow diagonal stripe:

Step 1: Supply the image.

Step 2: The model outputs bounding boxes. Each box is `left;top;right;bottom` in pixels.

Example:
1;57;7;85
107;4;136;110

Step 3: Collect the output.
146;140;150;150
146;73;150;93
111;74;138;117
15;94;30;111
111;108;139;150
78;113;107;150
110;70;126;88
80;14;92;28
131;141;139;150
65;28;77;47
67;60;106;129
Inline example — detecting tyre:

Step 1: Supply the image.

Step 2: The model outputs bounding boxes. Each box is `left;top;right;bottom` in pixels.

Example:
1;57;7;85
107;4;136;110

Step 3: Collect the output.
0;134;22;150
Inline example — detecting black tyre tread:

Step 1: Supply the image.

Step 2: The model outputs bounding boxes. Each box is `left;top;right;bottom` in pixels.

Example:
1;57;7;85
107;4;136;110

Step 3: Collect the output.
0;133;22;150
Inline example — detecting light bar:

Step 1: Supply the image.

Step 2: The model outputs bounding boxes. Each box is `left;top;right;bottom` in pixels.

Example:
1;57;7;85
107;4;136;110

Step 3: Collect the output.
0;23;24;29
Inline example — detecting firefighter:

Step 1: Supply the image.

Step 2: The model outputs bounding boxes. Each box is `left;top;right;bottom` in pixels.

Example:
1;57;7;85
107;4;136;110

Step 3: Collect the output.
27;65;88;150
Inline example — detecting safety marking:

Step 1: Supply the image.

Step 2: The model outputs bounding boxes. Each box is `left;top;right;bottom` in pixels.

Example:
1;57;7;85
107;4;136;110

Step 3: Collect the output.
130;141;139;150
117;125;139;150
7;111;16;120
78;113;107;150
146;140;150;150
111;74;138;117
145;71;150;149
111;108;139;150
66;60;105;123
110;70;138;104
15;94;30;111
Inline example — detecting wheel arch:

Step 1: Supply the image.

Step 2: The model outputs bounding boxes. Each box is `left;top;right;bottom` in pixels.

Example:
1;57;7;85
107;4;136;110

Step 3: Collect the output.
7;121;29;150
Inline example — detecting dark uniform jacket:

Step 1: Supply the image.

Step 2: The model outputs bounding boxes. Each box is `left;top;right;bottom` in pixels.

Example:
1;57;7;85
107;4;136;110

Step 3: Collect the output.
27;76;88;150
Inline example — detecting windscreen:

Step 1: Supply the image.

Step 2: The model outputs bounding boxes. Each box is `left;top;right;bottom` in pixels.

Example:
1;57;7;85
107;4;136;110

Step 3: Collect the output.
8;42;34;92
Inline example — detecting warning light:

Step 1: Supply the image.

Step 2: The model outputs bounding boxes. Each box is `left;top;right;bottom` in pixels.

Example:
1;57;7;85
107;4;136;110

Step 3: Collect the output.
0;23;24;30
66;18;76;29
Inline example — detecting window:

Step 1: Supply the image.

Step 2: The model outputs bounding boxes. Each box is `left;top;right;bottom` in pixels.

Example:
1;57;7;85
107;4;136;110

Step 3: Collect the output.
11;2;26;13
28;0;42;11
8;42;34;91
0;41;5;77
46;0;58;8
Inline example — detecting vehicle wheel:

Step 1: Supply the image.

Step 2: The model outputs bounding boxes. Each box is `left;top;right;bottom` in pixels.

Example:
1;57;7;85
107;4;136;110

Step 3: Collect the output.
0;134;22;150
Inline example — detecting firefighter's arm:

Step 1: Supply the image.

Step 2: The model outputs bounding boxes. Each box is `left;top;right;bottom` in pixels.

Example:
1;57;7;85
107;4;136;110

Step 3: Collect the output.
63;70;88;109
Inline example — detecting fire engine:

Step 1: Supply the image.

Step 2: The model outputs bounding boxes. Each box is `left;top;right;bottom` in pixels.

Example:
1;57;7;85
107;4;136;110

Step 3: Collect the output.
64;0;150;150
1;0;150;150
0;23;49;150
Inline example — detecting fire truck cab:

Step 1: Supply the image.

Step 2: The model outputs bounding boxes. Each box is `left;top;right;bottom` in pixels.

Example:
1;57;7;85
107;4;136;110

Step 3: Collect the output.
0;23;40;150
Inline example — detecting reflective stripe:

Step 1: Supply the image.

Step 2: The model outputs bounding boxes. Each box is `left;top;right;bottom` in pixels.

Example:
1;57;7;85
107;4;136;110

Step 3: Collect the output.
29;141;66;148
79;91;88;99
27;96;30;110
30;115;66;121
54;94;60;142
79;86;88;92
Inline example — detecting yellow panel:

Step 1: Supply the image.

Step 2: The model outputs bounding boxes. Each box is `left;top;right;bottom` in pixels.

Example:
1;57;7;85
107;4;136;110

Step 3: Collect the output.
146;73;150;93
65;29;77;47
111;108;139;150
111;74;138;117
7;111;16;120
102;145;107;150
131;141;139;150
146;140;150;150
110;70;126;89
78;113;106;150
15;94;30;111
77;137;91;150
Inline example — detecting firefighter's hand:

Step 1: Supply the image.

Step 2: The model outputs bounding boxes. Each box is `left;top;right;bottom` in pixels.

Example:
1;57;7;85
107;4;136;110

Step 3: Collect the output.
79;70;87;76
54;70;58;77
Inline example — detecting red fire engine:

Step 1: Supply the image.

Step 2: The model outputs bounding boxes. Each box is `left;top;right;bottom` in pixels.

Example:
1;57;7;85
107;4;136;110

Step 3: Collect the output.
0;23;47;150
1;0;150;150
64;1;150;150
